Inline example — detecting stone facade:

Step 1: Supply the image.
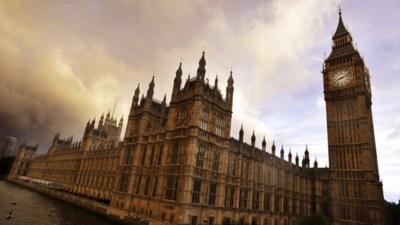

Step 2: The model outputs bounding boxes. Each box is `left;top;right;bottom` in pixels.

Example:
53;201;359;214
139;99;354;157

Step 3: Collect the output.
9;11;385;225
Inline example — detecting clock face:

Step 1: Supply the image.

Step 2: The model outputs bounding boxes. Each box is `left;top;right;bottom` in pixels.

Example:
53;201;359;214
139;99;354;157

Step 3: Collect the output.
330;69;353;88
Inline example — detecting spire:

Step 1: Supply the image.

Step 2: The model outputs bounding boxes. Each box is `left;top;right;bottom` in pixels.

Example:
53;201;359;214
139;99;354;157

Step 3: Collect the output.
176;62;182;77
99;113;104;126
197;51;206;80
173;63;182;96
228;70;234;86
271;140;276;155
295;153;299;166
90;117;96;127
239;125;244;142
119;116;123;127
333;6;350;39
147;76;155;99
106;110;110;121
251;131;256;147
262;136;266;151
288;149;292;163
214;75;218;89
305;145;309;158
280;145;284;159
314;157;318;168
225;70;234;108
131;83;140;115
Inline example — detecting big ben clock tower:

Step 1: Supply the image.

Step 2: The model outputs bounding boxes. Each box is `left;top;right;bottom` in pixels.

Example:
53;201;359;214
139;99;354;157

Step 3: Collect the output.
323;9;385;225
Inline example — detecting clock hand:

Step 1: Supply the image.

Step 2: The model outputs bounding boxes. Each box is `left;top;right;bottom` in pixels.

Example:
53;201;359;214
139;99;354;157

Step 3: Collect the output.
336;76;346;82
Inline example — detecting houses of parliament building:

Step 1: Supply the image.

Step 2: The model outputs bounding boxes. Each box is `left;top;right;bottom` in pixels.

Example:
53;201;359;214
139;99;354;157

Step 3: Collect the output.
9;10;385;225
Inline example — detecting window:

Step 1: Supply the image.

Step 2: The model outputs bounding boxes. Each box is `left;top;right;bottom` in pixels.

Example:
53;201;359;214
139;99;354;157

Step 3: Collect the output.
252;191;259;210
191;216;198;225
135;176;142;194
224;186;235;208
177;106;188;124
157;145;163;165
192;179;201;203
211;150;219;172
119;174;128;192
141;146;147;165
149;146;155;165
152;177;158;197
196;144;205;168
215;113;224;136
143;177;150;196
239;189;248;209
264;193;270;211
208;217;215;225
200;108;209;130
166;176;178;200
274;194;280;212
170;141;181;164
208;183;217;205
227;156;236;176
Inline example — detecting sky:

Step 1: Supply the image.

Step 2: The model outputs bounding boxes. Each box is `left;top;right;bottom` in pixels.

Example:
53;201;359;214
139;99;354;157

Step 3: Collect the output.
0;0;399;202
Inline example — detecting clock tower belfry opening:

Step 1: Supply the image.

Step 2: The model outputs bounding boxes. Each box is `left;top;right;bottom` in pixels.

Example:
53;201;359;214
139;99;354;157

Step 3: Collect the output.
322;9;385;225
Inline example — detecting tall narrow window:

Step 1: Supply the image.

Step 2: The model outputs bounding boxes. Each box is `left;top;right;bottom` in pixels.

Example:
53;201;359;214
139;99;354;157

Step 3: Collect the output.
141;146;147;165
264;193;270;211
224;186;235;208
166;176;178;200
274;194;280;212
211;150;220;172
119;174;128;192
200;108;209;131
214;113;223;136
143;177;150;196
135;176;142;194
208;183;217;205
196;144;205;168
157;144;163;165
252;191;259;210
152;177;158;197
192;179;201;204
239;189;248;209
191;216;198;225
149;146;155;165
170;141;181;164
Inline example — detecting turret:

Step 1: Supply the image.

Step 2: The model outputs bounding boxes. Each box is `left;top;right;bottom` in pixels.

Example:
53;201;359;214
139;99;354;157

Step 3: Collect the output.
295;153;299;166
90;118;95;128
305;145;310;167
226;71;234;108
130;83;140;115
271;140;276;156
99;113;104;126
146;76;155;99
239;125;244;143
288;149;292;163
53;133;60;144
280;145;284;159
173;62;182;95
262;136;266;151
314;157;318;168
106;111;110;122
119;116;123;128
197;51;206;81
251;131;256;147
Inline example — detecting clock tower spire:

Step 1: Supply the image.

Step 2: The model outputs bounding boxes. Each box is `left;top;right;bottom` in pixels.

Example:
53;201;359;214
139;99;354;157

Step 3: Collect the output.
323;9;385;225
